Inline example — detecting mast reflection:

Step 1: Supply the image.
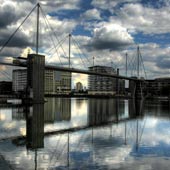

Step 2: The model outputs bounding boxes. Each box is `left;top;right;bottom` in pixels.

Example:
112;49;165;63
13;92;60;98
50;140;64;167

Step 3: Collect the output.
26;104;44;149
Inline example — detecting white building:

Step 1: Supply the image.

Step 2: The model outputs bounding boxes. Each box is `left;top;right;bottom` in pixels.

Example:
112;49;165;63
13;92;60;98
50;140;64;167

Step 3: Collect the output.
12;69;27;93
12;69;71;95
88;66;117;95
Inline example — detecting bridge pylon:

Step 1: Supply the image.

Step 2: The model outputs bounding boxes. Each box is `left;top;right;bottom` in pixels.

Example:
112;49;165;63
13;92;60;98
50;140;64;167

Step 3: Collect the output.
27;54;45;103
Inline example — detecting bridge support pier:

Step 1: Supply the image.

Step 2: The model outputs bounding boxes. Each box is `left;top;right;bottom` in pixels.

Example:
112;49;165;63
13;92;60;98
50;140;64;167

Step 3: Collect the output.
27;54;45;103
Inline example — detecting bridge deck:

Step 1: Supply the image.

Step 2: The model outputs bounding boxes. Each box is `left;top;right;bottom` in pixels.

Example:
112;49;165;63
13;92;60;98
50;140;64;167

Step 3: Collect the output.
0;61;141;81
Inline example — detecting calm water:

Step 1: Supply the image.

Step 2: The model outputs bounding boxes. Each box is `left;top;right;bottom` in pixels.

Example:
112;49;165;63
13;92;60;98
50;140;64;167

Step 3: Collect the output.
0;98;170;169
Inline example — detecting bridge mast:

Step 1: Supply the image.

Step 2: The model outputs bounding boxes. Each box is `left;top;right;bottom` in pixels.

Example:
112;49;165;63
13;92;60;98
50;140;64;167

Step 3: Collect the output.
93;56;95;67
36;3;40;54
68;34;71;68
137;46;140;78
125;53;128;76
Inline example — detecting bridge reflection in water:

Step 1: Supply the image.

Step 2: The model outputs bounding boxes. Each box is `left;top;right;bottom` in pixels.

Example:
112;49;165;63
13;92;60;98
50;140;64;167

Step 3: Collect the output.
0;98;170;169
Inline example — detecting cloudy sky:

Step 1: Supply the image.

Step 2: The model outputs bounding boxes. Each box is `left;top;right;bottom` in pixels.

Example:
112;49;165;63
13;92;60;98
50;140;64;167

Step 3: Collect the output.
0;0;170;85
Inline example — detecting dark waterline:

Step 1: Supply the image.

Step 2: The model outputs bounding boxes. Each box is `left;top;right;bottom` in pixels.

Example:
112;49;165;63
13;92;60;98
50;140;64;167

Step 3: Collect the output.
0;98;170;169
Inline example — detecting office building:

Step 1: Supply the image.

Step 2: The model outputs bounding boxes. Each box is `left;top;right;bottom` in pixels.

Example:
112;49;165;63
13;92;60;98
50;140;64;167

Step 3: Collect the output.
55;71;71;94
12;69;71;95
12;69;27;93
0;81;12;94
88;66;117;95
45;69;55;94
146;77;170;96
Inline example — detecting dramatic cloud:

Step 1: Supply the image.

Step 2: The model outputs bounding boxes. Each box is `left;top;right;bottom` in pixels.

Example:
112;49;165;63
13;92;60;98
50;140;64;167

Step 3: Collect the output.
156;56;170;69
124;43;170;78
0;31;33;48
87;23;134;51
0;0;170;79
112;3;170;34
0;2;17;28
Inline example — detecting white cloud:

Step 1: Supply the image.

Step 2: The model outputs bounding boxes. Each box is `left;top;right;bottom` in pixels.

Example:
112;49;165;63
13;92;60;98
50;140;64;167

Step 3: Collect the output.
87;23;134;50
91;0;141;10
112;3;170;34
1;0;170;80
39;0;81;11
81;8;101;20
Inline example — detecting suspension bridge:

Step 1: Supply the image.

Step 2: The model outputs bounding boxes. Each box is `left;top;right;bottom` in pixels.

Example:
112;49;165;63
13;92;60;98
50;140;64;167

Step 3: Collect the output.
0;3;147;103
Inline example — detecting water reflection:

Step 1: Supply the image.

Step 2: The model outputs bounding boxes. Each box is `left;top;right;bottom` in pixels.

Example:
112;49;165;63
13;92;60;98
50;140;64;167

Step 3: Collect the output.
44;98;71;123
0;99;146;141
26;104;44;150
1;98;170;169
88;99;145;126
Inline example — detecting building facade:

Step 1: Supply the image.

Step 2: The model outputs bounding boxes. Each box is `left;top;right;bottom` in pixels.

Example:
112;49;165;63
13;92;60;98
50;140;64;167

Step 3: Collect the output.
45;69;55;94
12;69;27;93
88;66;117;95
55;71;71;94
146;77;170;97
12;69;71;95
0;81;12;94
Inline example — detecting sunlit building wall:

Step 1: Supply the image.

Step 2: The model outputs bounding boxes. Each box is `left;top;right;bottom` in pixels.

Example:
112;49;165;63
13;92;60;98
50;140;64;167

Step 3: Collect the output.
12;69;71;95
45;69;55;94
12;69;27;93
88;66;117;95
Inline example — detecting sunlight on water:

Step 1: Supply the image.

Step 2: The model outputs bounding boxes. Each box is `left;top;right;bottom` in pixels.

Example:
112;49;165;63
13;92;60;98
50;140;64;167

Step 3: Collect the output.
0;98;170;169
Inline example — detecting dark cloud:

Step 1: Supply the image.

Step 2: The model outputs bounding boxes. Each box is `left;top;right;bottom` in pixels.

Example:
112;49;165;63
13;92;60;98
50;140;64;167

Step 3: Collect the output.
0;1;34;29
86;39;133;51
0;4;18;28
84;23;134;51
0;31;33;48
0;47;22;57
156;56;170;69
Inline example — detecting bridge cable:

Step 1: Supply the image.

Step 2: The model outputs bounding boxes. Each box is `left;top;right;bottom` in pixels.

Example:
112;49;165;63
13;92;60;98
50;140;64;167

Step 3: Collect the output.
40;6;73;67
71;36;91;65
39;8;63;66
46;36;68;55
72;38;88;68
128;55;136;77
127;54;133;76
0;4;37;54
139;51;147;79
0;71;11;81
